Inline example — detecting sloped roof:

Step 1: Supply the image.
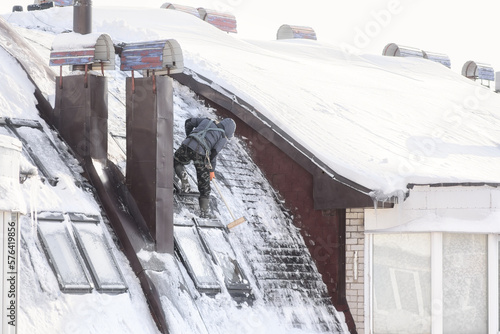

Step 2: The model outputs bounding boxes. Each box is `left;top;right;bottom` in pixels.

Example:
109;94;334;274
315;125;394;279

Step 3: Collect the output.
56;7;500;199
6;8;500;199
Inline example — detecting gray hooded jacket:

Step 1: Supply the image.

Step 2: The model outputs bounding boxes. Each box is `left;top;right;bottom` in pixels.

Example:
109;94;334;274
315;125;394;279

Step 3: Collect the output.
182;117;236;171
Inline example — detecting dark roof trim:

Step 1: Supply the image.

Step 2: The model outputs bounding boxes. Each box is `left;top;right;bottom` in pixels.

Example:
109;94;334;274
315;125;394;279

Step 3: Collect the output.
172;69;392;209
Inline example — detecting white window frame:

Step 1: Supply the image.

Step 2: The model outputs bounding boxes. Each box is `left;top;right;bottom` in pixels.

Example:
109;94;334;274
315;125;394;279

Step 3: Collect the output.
489;234;499;334
366;232;500;334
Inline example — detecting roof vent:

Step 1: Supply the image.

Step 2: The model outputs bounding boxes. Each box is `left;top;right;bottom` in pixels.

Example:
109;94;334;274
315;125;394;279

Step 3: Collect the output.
120;39;184;76
422;50;451;68
382;43;424;58
50;32;115;71
462;61;494;84
277;24;317;40
161;2;201;17
198;8;237;33
384;43;452;68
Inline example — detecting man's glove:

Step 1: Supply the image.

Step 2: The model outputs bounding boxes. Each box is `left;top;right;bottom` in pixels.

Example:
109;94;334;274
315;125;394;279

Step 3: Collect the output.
210;171;215;181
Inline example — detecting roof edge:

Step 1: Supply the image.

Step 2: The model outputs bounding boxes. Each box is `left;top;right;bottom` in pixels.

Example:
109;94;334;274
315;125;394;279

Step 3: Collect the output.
172;69;395;209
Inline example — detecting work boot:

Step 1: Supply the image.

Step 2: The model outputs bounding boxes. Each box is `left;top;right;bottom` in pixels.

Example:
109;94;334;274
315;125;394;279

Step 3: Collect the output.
199;197;213;219
175;164;190;193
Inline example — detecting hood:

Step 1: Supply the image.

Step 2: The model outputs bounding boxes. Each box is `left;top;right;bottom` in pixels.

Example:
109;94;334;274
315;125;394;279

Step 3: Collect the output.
220;118;236;139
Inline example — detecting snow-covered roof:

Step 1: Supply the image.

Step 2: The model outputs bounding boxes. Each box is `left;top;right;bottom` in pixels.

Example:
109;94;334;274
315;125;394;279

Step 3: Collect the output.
1;11;352;332
6;8;500;199
365;185;500;233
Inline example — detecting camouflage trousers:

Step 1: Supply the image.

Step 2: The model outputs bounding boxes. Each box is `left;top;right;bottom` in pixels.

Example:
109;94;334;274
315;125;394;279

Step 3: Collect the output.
174;144;211;199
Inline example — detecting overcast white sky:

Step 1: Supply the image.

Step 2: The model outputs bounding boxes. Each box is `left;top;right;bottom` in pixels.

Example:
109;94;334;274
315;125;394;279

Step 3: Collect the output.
1;0;499;75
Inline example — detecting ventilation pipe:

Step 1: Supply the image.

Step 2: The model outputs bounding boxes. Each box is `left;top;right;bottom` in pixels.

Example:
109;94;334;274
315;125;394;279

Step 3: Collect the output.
73;0;92;34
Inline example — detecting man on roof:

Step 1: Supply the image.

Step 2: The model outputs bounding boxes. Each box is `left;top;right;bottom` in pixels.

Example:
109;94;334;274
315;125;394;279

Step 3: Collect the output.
174;117;236;218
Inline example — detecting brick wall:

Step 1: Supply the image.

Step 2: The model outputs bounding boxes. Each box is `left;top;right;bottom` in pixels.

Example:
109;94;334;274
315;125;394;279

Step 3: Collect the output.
345;208;365;334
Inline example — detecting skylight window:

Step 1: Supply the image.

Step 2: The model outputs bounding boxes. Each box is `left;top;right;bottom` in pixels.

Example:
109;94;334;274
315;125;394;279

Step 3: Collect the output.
174;219;221;295
1;118;70;186
38;213;128;294
70;213;128;293
174;215;252;302
193;218;252;302
37;215;93;293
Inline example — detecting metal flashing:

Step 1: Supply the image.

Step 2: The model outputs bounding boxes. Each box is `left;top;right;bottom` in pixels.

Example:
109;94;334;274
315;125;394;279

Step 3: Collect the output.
192;217;224;229
173;218;195;227
68;212;100;223
84;159;169;332
110;132;126;154
125;75;174;253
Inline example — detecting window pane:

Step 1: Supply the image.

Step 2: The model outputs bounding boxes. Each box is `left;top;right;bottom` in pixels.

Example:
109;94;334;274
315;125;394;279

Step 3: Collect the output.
443;233;487;334
373;234;431;334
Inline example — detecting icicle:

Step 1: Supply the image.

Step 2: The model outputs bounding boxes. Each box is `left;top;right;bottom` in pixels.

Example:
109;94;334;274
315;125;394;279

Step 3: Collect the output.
29;179;34;229
29;179;38;235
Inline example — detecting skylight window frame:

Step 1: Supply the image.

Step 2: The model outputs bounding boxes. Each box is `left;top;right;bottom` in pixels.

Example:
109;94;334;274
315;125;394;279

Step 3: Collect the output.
0;118;59;186
193;218;253;302
70;213;128;294
173;219;221;295
37;214;93;293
